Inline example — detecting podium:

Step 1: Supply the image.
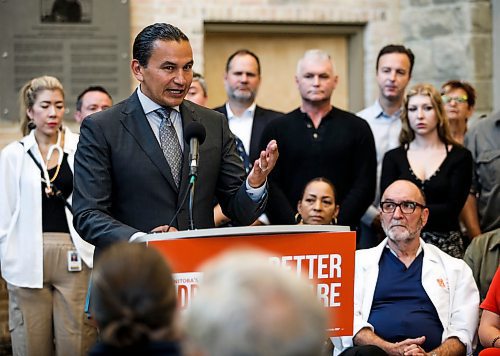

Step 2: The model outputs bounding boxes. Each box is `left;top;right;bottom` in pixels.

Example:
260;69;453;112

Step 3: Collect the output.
138;225;355;337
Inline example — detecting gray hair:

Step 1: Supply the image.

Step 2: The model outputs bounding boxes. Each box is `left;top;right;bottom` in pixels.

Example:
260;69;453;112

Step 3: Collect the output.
183;249;327;356
192;72;208;97
296;49;334;75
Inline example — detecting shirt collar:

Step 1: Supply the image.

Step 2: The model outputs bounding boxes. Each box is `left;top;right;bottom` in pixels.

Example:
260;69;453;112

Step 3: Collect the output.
137;85;180;115
225;102;256;121
374;100;401;119
385;240;423;258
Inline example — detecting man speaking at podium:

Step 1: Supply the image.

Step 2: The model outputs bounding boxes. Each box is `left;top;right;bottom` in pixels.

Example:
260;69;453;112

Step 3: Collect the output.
72;23;278;255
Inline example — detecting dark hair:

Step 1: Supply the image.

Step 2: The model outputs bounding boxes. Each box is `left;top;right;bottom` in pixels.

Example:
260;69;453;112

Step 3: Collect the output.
225;49;261;75
91;243;177;348
76;86;112;111
133;23;189;67
299;177;337;202
376;44;415;76
441;80;476;108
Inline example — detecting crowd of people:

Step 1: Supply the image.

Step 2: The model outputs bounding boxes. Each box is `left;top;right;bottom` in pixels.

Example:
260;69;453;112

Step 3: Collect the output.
0;21;498;355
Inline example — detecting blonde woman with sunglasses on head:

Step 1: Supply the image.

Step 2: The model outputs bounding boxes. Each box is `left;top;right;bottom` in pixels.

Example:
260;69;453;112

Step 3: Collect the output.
380;83;472;258
0;76;96;355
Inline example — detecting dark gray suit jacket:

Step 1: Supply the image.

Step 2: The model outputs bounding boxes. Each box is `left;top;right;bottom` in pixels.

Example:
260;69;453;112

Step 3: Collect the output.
73;91;266;251
213;105;283;163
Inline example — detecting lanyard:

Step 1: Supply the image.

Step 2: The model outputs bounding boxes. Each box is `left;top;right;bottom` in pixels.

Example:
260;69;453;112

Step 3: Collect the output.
41;130;64;196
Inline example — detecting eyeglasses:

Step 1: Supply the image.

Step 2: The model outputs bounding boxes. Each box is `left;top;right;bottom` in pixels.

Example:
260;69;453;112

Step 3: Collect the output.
380;201;426;214
442;95;468;104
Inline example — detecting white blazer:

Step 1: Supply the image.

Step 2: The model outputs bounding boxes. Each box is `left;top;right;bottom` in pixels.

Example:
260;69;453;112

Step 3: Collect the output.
0;127;94;288
332;238;479;355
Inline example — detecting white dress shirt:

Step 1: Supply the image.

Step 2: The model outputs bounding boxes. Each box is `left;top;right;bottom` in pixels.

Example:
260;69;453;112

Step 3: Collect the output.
357;100;402;224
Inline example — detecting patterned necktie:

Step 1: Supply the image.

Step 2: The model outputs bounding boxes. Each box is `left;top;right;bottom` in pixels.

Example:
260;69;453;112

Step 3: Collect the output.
156;107;182;186
234;136;251;174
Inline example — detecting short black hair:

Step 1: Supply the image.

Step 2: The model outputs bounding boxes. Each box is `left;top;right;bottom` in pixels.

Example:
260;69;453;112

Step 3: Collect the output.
376;44;415;76
225;49;261;75
133;23;189;67
76;86;112;111
299;177;337;202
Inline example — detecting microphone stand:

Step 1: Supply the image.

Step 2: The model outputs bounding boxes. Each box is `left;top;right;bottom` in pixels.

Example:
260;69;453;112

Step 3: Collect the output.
188;174;196;230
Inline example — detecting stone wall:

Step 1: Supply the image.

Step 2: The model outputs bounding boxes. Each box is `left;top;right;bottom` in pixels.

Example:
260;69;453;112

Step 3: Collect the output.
401;0;492;114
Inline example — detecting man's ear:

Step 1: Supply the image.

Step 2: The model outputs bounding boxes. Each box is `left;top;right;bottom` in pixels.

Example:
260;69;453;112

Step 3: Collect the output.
74;111;83;123
421;207;430;227
332;75;339;90
131;59;144;82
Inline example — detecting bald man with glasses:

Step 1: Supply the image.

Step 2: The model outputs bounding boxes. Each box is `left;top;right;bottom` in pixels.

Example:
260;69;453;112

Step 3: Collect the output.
333;180;479;356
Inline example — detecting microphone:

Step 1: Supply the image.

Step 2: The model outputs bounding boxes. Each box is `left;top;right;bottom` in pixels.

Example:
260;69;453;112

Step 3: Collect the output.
184;122;206;178
184;122;206;230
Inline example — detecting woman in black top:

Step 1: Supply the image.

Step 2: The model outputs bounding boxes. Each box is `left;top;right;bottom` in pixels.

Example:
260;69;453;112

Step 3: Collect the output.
380;83;472;258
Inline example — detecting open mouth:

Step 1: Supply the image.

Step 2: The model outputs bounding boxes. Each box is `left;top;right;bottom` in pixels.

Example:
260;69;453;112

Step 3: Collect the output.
167;89;185;95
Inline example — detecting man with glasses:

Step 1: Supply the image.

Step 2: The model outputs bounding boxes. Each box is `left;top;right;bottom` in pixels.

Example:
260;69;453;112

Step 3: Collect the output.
333;179;479;356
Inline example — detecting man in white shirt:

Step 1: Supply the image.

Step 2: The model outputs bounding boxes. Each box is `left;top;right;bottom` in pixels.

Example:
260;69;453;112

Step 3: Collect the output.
214;49;283;225
333;179;479;356
357;44;415;249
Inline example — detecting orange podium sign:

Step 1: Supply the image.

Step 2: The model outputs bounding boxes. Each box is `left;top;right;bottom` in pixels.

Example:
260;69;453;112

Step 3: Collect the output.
139;225;355;337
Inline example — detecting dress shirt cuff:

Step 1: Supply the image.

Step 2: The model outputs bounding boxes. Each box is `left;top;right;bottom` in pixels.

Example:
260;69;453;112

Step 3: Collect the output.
361;205;379;225
245;178;267;202
129;231;147;243
257;213;270;225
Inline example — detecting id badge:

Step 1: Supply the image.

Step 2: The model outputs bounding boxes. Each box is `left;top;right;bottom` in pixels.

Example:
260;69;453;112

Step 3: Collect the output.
67;250;82;272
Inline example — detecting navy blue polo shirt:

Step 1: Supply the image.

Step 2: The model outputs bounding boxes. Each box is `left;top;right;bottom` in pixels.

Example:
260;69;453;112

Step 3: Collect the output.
367;248;443;352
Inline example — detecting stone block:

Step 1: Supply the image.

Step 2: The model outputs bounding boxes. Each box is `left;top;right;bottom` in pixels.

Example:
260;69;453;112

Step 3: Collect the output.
432;37;470;80
470;34;492;78
469;2;492;33
403;40;433;82
410;0;432;6
433;0;461;4
472;79;493;112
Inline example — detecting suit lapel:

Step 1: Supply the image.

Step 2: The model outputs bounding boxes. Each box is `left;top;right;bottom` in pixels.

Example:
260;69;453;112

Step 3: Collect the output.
120;92;179;192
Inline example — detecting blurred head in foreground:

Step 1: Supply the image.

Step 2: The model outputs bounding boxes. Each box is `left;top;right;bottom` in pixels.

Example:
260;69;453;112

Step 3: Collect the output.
183;249;327;356
90;243;179;352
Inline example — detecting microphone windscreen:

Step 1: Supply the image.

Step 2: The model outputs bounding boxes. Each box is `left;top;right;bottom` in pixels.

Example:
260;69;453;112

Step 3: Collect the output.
184;122;206;145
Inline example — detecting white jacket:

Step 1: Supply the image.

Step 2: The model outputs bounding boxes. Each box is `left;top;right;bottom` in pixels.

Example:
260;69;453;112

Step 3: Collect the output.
0;127;94;288
332;238;479;355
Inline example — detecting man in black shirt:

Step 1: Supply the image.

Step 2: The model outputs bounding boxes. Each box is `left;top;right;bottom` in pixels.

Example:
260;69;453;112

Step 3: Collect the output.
260;49;376;229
